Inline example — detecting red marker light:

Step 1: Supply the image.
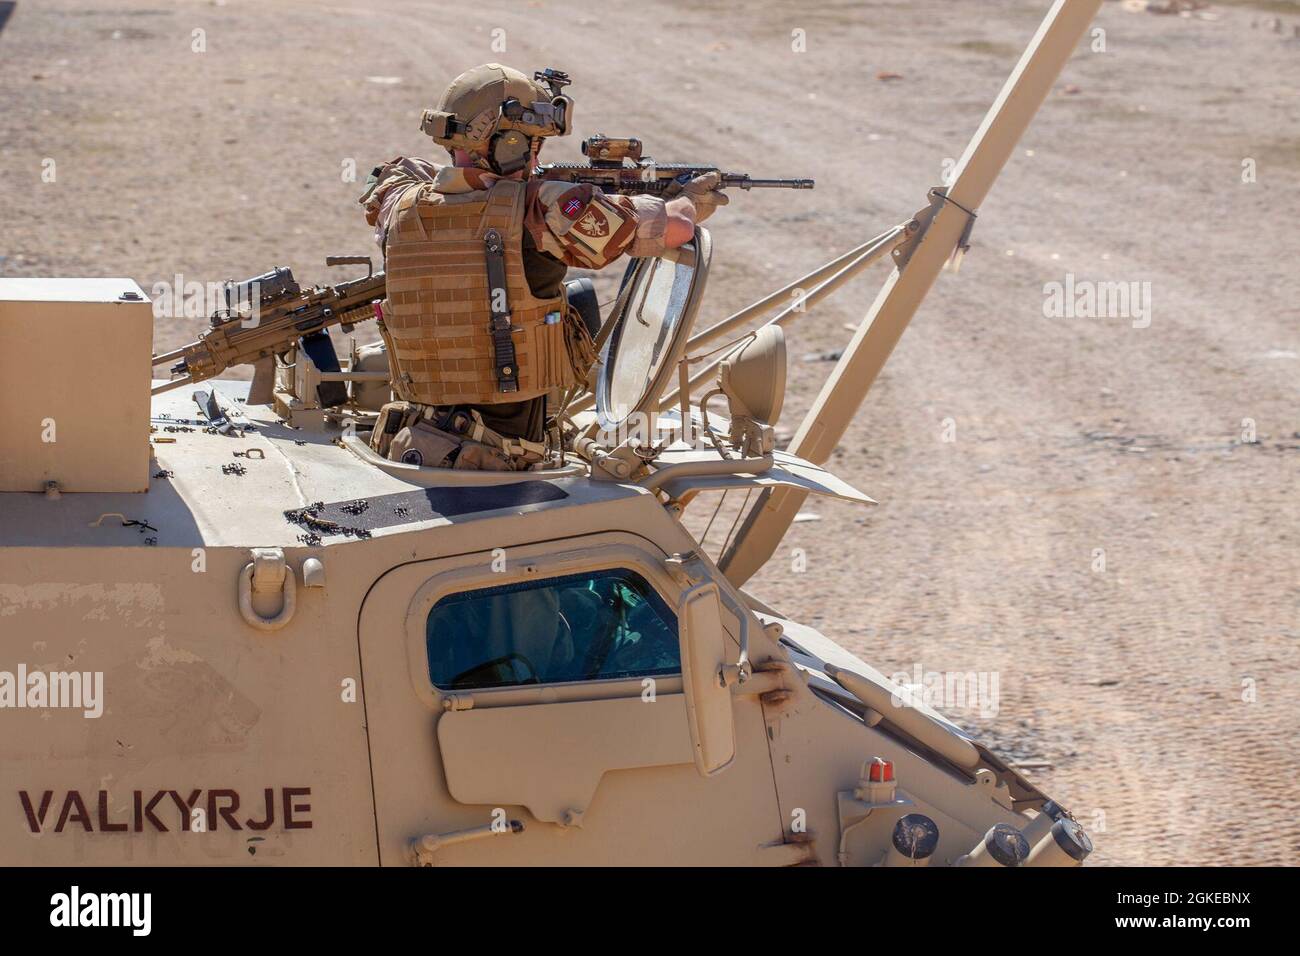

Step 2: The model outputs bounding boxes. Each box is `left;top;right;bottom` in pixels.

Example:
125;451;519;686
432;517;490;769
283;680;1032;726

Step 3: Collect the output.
868;758;894;783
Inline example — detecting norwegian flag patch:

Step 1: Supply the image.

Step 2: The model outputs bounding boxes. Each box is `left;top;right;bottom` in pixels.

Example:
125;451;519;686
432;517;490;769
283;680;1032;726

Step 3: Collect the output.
562;196;585;219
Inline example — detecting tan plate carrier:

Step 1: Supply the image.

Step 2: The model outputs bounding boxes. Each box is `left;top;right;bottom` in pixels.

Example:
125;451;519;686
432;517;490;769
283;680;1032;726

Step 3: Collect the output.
382;178;574;406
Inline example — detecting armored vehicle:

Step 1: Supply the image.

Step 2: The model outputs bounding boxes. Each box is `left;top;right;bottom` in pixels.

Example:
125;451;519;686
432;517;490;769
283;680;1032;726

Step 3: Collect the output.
0;1;1101;866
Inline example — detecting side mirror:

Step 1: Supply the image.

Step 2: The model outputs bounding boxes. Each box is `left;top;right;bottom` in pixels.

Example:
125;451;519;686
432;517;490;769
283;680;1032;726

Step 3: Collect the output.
678;582;737;776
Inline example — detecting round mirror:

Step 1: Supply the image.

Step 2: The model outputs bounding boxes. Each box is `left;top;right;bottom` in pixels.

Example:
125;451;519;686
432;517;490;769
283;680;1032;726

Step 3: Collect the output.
595;228;711;433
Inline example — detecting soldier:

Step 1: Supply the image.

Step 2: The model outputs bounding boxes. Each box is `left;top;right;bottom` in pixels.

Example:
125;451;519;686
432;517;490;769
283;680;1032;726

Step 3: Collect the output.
360;63;727;470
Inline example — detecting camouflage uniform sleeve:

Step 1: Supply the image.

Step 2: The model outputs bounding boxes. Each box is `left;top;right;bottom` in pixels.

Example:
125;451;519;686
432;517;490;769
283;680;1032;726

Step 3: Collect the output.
525;181;669;269
358;156;439;249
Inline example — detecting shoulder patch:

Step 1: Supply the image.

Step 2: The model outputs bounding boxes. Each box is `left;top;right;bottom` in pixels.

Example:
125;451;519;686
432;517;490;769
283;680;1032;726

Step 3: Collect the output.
573;206;611;238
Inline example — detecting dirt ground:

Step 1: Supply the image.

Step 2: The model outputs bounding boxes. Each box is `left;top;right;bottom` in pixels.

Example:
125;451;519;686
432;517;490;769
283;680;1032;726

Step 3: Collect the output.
2;0;1297;866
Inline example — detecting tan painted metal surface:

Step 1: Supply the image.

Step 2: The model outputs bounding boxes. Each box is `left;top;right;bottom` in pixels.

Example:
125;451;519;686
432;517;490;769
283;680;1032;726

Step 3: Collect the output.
438;695;696;823
0;279;153;493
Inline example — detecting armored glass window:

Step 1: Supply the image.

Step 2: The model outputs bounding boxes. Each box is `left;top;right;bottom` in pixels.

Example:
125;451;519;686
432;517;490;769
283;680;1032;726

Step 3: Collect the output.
426;569;680;690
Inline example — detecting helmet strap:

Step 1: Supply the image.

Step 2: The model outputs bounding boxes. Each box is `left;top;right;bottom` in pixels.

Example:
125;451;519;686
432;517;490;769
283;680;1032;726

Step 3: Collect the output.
526;137;542;176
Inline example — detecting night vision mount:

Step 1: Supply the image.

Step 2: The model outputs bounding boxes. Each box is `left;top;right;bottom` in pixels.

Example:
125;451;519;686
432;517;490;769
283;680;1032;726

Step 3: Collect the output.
534;68;571;98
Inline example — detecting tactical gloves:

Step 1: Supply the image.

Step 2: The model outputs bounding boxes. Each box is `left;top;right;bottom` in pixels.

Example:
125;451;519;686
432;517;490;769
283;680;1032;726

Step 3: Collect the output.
672;171;730;223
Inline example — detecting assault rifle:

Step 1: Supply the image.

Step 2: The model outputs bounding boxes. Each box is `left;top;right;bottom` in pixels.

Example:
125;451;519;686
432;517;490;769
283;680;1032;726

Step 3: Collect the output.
151;257;385;397
536;134;814;196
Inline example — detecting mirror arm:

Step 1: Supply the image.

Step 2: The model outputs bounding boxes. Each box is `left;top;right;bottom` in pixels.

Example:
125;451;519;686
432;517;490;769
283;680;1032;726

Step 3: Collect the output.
716;586;752;686
638;454;773;494
666;552;754;687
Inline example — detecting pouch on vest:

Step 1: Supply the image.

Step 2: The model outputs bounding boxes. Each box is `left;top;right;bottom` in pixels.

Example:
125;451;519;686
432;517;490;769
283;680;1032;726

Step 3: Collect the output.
387;421;462;469
371;400;413;457
452;441;515;472
563;305;598;382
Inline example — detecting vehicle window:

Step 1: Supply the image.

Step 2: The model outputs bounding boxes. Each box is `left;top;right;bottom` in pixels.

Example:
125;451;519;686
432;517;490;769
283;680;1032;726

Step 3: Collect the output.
426;569;680;690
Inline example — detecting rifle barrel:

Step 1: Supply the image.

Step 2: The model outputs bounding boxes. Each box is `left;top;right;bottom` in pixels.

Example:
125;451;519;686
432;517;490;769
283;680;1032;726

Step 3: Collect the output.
722;176;815;190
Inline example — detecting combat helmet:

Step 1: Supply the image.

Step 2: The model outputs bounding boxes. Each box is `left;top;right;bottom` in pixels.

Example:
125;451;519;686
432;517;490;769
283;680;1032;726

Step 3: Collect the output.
420;64;572;175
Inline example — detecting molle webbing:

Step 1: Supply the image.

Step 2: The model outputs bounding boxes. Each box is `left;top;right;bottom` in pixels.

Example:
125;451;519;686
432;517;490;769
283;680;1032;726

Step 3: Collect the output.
382;179;569;405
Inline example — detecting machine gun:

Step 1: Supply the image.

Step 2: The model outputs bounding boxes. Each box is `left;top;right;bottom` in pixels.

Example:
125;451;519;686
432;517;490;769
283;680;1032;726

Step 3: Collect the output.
536;135;814;197
150;257;385;396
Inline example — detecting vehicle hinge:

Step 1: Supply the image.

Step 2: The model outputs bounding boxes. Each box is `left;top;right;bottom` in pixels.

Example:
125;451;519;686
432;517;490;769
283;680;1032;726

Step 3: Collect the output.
664;551;707;587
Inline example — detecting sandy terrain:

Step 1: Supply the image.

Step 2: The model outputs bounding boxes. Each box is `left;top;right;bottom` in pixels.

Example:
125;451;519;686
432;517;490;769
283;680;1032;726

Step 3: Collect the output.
2;0;1297;865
